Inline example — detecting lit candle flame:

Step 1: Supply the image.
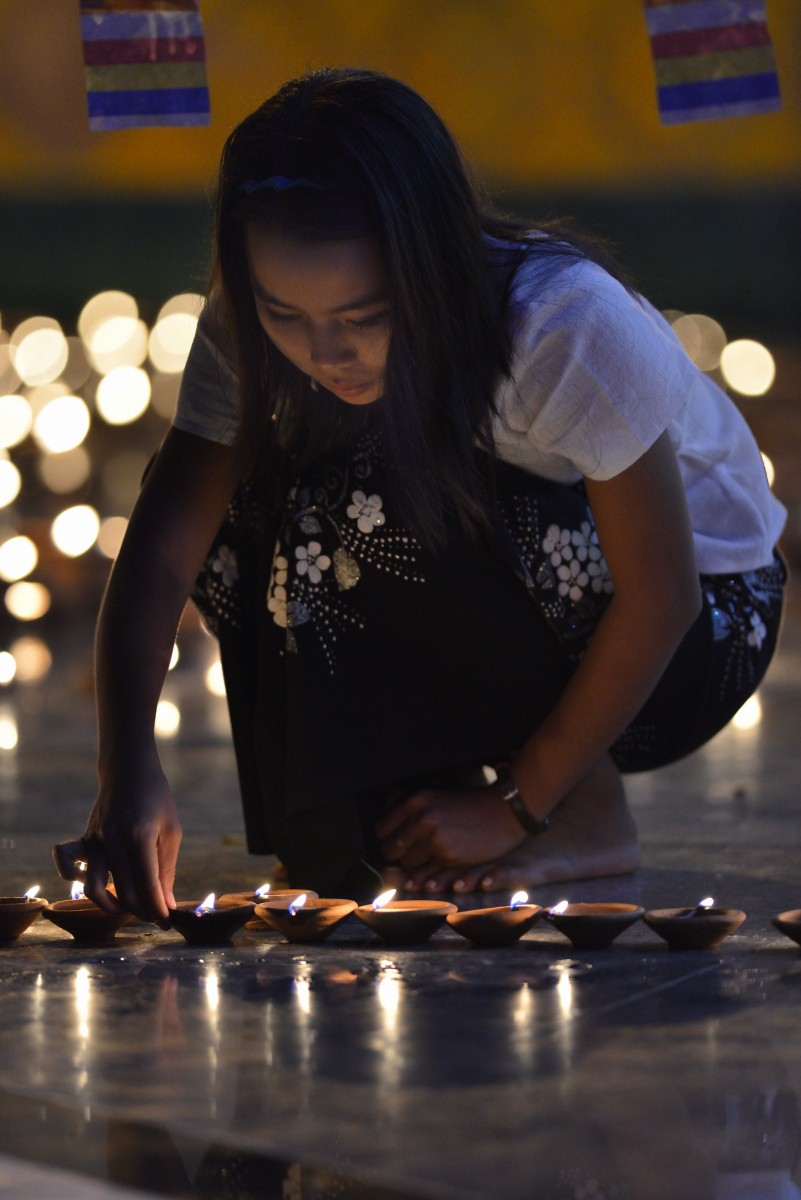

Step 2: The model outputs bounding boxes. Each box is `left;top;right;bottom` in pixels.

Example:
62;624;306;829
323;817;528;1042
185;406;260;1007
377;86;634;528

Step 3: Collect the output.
195;892;215;917
509;890;529;909
70;880;85;900
549;900;569;916
255;883;271;899
288;893;307;916
372;889;396;911
698;897;714;909
683;896;715;918
23;885;40;900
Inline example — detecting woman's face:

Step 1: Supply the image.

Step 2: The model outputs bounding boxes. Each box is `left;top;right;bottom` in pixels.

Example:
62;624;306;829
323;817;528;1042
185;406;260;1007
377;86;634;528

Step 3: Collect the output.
246;224;390;405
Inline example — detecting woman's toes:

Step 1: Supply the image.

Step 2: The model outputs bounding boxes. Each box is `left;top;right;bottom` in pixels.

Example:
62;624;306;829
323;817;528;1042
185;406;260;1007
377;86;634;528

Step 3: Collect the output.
452;866;495;894
422;871;461;894
480;866;508;892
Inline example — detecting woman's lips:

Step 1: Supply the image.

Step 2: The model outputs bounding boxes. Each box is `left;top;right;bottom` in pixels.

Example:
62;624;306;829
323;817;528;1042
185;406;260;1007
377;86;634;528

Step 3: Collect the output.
326;379;372;397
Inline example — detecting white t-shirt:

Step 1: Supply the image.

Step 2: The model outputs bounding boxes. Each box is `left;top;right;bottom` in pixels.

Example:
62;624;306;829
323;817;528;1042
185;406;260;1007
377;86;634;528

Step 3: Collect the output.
173;250;785;575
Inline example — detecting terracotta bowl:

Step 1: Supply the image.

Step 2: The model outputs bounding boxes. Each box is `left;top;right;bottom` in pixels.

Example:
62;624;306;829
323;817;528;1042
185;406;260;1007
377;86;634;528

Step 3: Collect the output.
217;888;317;910
0;896;47;941
545;903;645;950
43;899;130;942
255;898;356;944
446;904;543;948
643;907;746;950
772;910;801;948
355;900;457;944
169;902;254;946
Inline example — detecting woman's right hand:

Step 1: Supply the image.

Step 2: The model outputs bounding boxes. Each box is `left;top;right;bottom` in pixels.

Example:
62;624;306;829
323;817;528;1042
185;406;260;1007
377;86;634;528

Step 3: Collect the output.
53;754;182;925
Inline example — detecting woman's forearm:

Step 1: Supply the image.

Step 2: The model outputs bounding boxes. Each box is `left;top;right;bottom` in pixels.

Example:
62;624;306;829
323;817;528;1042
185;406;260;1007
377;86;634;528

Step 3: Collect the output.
510;588;699;819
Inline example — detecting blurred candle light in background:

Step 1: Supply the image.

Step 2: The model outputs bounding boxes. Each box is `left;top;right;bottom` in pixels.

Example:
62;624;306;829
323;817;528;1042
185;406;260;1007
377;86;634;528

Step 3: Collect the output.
169;644;179;670
205;659;225;696
38;447;92;495
720;340;776;396
761;452;775;488
671;313;727;372
0;652;16;685
97;516;128;559
10;318;69;387
5;582;51;621
0;457;21;508
155;699;180;738
0;394;33;449
148;294;203;374
58;338;92;391
732;694;762;730
0;536;37;582
51;505;100;557
96;365;151;425
0;708;18;750
33;394;91;454
0;342;20;394
10;638;51;682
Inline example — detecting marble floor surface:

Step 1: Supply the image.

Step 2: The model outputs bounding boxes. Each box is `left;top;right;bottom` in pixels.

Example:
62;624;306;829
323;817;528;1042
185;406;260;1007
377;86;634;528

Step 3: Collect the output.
0;587;799;1200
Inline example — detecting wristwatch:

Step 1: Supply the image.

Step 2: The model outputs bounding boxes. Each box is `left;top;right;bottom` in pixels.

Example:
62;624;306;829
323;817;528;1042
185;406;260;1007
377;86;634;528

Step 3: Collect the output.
494;764;551;837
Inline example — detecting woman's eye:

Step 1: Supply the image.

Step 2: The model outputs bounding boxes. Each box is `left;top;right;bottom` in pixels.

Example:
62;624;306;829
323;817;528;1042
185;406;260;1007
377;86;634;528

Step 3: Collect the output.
264;309;298;324
349;312;389;329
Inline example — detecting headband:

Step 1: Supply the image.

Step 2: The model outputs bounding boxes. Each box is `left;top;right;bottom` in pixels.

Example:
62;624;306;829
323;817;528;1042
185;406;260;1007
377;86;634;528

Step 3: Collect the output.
238;175;329;196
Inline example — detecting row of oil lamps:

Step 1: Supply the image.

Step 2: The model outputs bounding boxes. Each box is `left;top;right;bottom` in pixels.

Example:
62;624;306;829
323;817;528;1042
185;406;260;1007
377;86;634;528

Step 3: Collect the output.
2;883;801;952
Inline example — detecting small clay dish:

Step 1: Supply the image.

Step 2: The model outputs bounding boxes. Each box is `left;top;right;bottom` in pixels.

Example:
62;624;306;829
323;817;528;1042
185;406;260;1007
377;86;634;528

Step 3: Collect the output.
446;904;543;948
545;903;645;950
355;900;457;944
43;899;129;942
643;907;746;950
772;910;801;948
0;896;48;941
169;902;254;946
255;898;356;944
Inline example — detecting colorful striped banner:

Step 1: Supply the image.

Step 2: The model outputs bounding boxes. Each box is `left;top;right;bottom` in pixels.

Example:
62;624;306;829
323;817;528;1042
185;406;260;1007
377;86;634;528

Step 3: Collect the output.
643;0;781;124
81;0;210;131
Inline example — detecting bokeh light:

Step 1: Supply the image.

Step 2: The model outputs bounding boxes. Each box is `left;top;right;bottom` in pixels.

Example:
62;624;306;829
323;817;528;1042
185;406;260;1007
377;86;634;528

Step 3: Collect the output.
672;313;727;372
0;711;18;751
0;458;22;509
51;505;100;557
89;318;149;376
155;699;180;737
0;653;16;685
720;340;776;396
59;338;92;391
78;291;137;347
732;694;762;730
38;447;91;494
10;317;69;386
761;452;775;488
148;297;199;374
10;637;52;682
96;366;151;425
169;644;179;670
97;516;128;559
0;394;33;449
0;536;38;583
205;659;226;696
26;382;69;417
0;341;20;394
5;582;51;621
33;394;91;454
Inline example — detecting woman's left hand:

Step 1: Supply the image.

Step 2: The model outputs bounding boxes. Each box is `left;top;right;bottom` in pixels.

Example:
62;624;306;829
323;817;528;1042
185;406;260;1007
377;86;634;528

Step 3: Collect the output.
374;785;526;870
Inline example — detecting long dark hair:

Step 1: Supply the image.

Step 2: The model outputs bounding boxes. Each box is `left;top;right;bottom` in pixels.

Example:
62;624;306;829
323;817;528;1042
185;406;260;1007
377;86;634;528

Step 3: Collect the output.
211;67;629;550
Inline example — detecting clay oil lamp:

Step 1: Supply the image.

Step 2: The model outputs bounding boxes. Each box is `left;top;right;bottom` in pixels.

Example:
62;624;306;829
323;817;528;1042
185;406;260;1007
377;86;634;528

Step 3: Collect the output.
643;897;746;950
255;892;357;944
43;881;130;943
169;892;255;946
355;888;457;945
446;890;543;948
0;884;48;942
771;910;801;948
544;898;645;950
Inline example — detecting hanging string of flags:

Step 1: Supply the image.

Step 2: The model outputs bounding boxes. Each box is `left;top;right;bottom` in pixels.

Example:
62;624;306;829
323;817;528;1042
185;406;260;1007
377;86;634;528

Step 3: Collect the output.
80;0;211;131
643;0;781;124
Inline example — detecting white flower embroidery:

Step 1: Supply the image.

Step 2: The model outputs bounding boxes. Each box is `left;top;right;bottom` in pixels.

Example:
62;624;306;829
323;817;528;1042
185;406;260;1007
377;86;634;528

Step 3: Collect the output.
267;546;289;627
543;521;613;601
346;490;385;533
295;541;331;584
747;611;766;649
211;545;239;587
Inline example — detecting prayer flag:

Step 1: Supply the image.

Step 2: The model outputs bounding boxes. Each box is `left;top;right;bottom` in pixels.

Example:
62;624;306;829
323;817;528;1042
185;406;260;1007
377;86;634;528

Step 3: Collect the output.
80;0;211;131
643;0;781;124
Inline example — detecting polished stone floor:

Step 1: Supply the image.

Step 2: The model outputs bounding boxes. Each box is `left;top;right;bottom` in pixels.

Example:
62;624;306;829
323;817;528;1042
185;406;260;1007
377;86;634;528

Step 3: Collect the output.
0;587;800;1200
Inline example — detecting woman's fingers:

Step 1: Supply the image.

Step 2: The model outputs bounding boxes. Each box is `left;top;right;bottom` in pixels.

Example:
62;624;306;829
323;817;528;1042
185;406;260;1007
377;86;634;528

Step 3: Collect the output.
158;830;180;911
84;843;123;914
52;838;89;881
126;835;172;923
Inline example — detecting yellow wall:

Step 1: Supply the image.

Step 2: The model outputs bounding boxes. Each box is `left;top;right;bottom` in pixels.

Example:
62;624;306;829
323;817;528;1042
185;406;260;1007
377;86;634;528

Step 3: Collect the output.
0;0;798;194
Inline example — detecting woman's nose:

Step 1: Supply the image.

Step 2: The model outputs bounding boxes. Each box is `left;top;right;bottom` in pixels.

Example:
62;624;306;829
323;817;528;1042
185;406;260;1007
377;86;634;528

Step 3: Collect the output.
309;327;356;367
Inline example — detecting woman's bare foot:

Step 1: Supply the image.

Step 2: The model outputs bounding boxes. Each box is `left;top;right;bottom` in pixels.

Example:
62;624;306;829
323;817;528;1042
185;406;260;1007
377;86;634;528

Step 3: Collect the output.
381;753;639;895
